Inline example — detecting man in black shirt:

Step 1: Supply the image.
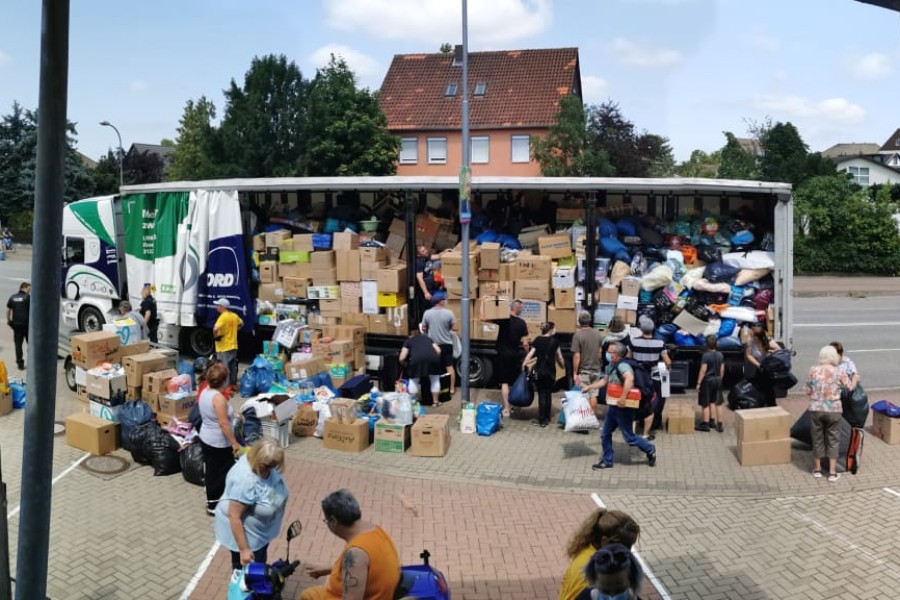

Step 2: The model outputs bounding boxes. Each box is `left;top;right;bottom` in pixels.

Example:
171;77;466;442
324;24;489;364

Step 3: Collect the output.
481;298;528;416
6;282;30;370
139;283;159;343
415;244;440;320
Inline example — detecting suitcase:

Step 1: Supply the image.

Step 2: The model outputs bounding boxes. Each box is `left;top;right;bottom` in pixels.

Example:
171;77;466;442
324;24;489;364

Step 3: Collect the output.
847;426;864;475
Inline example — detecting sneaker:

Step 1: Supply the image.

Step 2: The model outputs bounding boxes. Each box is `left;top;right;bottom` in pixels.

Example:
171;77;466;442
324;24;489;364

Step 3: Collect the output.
646;434;656;441
716;422;724;433
206;506;216;516
708;420;716;429
813;470;823;479
502;410;511;418
647;450;657;467
828;473;840;483
695;422;710;432
592;461;614;471
531;419;542;426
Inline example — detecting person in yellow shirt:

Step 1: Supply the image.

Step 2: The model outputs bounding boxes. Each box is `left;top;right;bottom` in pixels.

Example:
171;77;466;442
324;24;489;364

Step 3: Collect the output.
559;509;641;600
213;298;243;386
300;489;401;600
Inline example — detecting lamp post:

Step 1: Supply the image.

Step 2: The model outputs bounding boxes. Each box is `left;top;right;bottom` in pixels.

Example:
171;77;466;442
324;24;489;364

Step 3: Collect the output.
99;120;123;188
459;0;472;407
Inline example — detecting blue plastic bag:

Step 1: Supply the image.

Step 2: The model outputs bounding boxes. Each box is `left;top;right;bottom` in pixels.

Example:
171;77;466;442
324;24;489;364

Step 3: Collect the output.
871;400;900;418
240;369;257;397
10;383;25;409
177;359;196;387
599;218;618;238
600;237;630;263
476;402;503;436
616;218;638;237
119;400;155;451
508;371;533;407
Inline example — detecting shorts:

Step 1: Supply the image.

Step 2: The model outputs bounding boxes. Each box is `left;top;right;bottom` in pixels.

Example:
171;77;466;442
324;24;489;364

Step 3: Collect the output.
497;353;521;386
578;370;602;397
698;376;724;407
438;344;454;368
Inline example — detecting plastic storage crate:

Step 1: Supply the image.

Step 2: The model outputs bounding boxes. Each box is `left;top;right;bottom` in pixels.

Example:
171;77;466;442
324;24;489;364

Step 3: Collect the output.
260;420;291;448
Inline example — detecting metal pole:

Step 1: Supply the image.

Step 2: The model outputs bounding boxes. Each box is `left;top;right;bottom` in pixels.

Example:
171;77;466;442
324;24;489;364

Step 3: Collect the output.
585;191;598;319
100;121;123;187
16;1;69;598
459;0;471;406
403;191;418;328
0;448;11;600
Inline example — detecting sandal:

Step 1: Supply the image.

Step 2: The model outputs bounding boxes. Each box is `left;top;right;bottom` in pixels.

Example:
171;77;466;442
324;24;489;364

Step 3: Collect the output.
813;470;823;479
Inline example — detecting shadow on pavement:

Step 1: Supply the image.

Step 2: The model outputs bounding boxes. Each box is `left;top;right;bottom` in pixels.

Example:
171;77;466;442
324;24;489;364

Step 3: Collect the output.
650;551;768;600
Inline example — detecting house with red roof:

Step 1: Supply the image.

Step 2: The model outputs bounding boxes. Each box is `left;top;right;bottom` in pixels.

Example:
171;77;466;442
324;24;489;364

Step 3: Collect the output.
378;46;582;177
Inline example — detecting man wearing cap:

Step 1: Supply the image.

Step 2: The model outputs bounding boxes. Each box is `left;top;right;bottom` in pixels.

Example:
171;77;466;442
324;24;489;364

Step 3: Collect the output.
420;291;458;395
213;298;243;386
630;315;670;439
572;310;604;410
139;283;159;343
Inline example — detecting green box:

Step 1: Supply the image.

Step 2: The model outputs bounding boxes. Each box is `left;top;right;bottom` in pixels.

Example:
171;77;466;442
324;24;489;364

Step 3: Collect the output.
374;421;410;453
279;250;311;264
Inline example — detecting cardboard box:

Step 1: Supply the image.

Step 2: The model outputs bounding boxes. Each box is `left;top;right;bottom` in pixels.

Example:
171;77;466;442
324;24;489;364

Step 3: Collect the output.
311;268;338;285
0;389;11;416
285;358;327;380
519;300;547;324
278;261;312;280
319;298;343;317
71;331;121;369
253;233;266;252
518;224;551;250
323;325;366;347
119;340;150;358
142;368;178;395
555;287;576;309
123;353;169;387
377;265;407;293
620;277;641;297
552;266;576;289
481;297;511;321
258;283;285;303
515;280;551;302
333;232;359;250
336;250;361;281
292;234;314;252
278;238;294;253
279;250;310;264
311;250;336;269
411;414;451;457
158;392;197;418
478;268;501;282
341;296;362;315
360;247;389;263
89;400;121;423
537;232;572;259
265;230;291;247
499;263;516;281
479;242;501;270
307;285;341;300
479;281;513;298
259;261;278;283
102;318;143;347
126;386;142;402
444;276;477;300
143;390;160;413
361;281;379;314
515;255;552;280
666;403;695;434
735;406;791;443
737;438;792;467
374;420;411;453
614;308;636;326
441;249;479;279
76;385;88;404
617;295;639;311
291;403;318;437
65;412;119;455
323;418;370;452
872;412;900;444
472;320;500;341
548;305;576;333
377;292;406;308
598;285;619;304
85;369;127;401
283;277;310;298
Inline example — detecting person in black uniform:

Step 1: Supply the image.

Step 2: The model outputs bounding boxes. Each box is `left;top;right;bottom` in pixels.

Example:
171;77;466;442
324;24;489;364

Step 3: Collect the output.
480;298;528;417
139;283;159;343
6;282;30;370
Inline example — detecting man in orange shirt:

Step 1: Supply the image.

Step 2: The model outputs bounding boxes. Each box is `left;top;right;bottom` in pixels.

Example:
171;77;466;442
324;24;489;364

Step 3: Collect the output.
300;489;401;600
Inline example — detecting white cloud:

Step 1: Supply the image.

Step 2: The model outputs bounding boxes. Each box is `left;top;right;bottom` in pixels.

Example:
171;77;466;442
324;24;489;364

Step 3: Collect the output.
609;37;682;68
581;75;609;104
0;50;11;67
324;0;551;48
310;43;381;82
847;52;892;79
742;32;779;53
750;94;866;126
129;79;148;92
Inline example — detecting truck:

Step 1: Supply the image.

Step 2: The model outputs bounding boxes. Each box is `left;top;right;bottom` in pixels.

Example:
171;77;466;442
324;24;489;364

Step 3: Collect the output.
60;176;794;388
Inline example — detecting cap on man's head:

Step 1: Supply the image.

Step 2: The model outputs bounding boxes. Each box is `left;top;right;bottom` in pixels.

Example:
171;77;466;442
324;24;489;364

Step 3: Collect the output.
213;298;231;308
431;291;448;305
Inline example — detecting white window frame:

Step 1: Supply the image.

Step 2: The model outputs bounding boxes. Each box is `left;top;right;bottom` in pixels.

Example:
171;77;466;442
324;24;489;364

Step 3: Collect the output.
511;134;530;163
847;166;870;186
471;136;490;164
427;137;448;165
399;137;418;164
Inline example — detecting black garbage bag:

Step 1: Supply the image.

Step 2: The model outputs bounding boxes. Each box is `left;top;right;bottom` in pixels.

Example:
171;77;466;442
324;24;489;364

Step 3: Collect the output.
705;262;740;284
789;410;856;473
144;426;182;477
119;400;155;452
697;245;721;264
180;443;205;486
841;384;869;428
128;421;158;465
727;379;763;411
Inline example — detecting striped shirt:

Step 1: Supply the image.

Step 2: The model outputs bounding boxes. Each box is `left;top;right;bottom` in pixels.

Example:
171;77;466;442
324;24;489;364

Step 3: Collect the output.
631;335;665;369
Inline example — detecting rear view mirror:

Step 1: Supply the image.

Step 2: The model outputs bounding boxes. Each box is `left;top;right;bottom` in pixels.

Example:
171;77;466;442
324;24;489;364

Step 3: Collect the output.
286;520;302;542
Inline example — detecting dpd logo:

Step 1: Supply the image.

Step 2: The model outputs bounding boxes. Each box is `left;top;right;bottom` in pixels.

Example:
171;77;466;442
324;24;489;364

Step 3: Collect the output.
207;273;235;287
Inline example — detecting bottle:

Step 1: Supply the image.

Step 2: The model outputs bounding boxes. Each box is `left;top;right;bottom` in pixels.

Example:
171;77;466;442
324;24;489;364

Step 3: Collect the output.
396;394;413;426
370;381;381;414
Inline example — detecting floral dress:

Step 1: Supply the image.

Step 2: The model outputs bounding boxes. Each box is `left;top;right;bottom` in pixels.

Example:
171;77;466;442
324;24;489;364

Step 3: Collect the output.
806;364;849;413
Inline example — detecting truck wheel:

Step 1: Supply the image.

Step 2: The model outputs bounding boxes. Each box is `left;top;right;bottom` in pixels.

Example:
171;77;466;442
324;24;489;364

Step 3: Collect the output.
185;327;215;357
64;357;77;391
78;306;105;332
464;355;494;388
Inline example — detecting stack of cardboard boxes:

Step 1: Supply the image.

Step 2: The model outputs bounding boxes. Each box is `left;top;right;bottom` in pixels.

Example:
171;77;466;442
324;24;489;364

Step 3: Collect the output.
735;406;792;466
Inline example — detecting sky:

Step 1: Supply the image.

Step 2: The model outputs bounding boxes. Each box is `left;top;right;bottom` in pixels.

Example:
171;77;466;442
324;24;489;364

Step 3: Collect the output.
1;0;899;163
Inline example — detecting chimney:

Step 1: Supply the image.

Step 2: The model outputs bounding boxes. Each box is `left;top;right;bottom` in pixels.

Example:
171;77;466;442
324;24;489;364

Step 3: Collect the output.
453;44;463;66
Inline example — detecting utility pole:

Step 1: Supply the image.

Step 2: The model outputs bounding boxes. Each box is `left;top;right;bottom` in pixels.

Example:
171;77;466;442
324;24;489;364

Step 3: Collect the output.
16;1;69;598
1;447;10;600
459;0;472;407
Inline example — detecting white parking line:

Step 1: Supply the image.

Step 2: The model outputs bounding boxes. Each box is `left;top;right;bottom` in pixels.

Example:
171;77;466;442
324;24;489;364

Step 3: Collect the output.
591;493;672;600
6;453;90;519
794;322;900;328
179;541;222;600
883;487;900;499
846;348;900;354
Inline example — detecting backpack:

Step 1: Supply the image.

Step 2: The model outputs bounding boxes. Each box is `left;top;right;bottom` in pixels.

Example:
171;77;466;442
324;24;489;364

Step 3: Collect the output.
616;359;657;411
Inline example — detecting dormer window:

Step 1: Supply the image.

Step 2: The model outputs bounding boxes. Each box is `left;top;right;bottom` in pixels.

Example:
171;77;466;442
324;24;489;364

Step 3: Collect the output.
445;83;458;97
474;82;487;96
895;138;899;147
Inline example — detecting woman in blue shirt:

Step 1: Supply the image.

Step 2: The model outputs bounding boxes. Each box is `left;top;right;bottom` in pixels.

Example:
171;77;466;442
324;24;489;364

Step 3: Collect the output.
215;438;290;569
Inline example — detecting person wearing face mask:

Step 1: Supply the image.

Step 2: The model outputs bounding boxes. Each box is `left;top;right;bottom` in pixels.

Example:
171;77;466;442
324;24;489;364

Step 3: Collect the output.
522;322;565;428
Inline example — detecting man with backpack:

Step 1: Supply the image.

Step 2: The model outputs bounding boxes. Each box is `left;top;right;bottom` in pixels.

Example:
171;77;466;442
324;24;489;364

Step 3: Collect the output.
582;341;657;470
630;316;670;440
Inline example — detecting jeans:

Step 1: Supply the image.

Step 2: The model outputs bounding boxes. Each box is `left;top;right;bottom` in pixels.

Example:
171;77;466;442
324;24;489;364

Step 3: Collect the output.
217;349;238;386
601;405;655;465
231;544;269;570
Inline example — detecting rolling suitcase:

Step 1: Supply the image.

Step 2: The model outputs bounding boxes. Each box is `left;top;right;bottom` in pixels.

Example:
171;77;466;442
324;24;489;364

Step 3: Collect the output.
846;426;864;475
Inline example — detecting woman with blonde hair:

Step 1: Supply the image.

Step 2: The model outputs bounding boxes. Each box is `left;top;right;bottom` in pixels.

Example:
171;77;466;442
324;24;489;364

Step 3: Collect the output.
214;438;289;570
559;509;641;600
807;345;849;482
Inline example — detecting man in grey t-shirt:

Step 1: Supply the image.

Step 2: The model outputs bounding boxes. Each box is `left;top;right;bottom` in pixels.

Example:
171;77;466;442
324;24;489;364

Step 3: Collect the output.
571;311;604;408
421;291;458;394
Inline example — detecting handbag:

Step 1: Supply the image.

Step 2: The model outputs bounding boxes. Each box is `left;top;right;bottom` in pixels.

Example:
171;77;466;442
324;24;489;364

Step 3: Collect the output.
451;332;462;360
509;370;534;407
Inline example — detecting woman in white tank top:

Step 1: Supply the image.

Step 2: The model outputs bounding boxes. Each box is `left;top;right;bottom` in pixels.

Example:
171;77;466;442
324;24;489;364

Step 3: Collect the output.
198;362;239;515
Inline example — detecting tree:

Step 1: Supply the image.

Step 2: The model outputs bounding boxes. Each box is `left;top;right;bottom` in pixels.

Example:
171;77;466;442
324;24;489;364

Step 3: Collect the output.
301;56;399;176
123;149;165;184
218;54;308;177
92;149;120;195
676;149;721;178
439;43;453;53
639;133;676;177
167;96;222;181
584;101;675;177
718;132;758;180
533;95;613;176
757;122;810;186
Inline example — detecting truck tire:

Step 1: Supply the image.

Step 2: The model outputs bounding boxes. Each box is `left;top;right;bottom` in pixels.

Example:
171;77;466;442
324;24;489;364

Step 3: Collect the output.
184;327;214;357
463;355;494;388
79;306;105;333
65;356;77;391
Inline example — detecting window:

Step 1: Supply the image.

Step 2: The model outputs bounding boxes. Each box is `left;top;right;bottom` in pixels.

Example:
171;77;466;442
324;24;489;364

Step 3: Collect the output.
399;137;418;164
64;237;85;265
471;136;490;164
511;134;531;163
474;82;487;96
847;166;869;186
427;137;448;164
445;83;458;97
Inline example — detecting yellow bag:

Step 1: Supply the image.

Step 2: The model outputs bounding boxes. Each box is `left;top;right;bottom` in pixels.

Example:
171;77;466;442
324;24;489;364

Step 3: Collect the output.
0;360;8;389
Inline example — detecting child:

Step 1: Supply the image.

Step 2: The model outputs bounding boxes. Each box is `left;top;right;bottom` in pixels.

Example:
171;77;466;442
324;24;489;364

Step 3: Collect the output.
696;335;725;432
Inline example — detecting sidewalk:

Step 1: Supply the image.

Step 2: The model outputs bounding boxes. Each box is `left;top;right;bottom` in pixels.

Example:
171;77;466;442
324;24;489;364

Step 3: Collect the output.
793;275;900;297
